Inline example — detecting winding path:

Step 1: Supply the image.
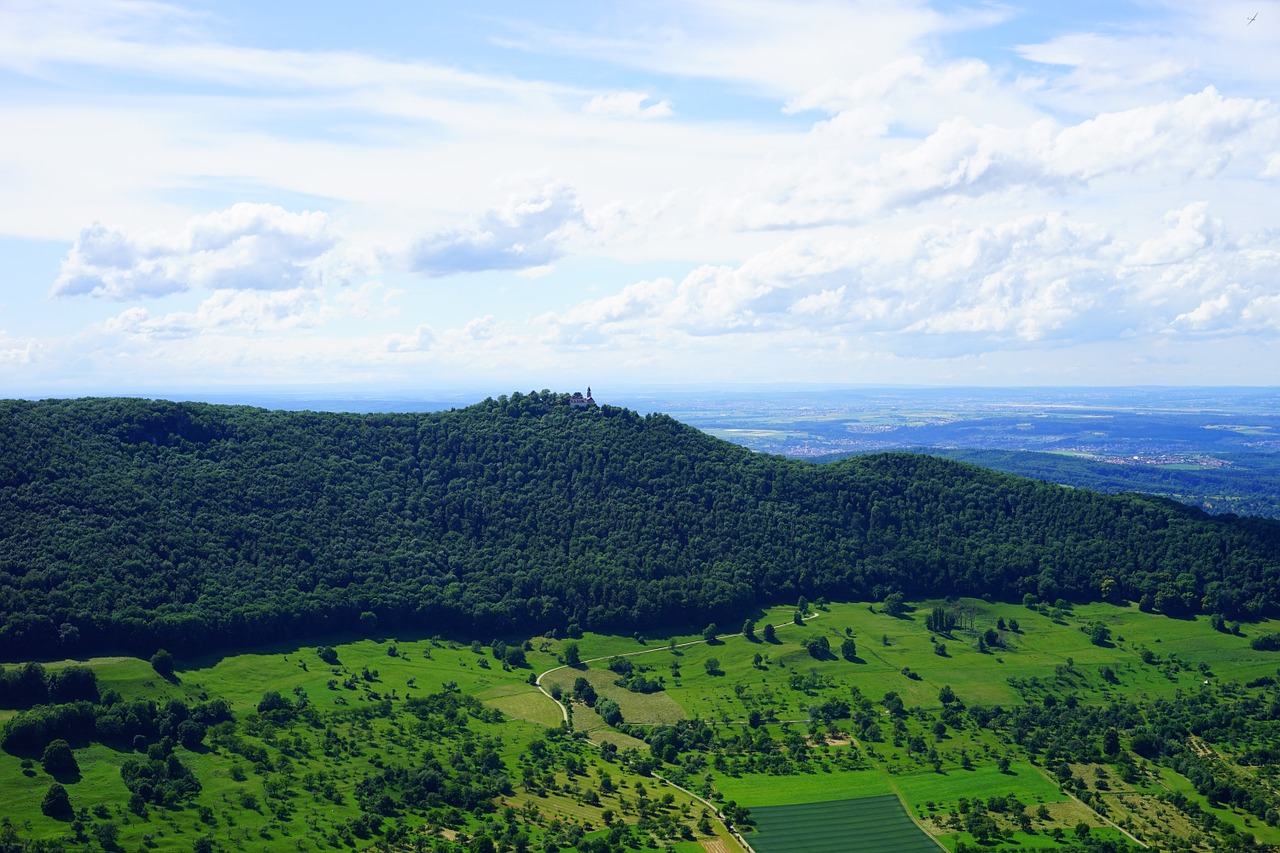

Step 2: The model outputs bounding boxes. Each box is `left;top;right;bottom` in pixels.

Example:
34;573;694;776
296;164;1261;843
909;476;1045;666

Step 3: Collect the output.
531;613;820;853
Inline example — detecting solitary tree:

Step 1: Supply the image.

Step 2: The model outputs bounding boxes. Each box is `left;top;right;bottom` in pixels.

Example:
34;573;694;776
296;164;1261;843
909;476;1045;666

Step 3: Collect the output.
704;658;721;675
563;641;581;667
762;623;777;643
41;739;78;775
41;783;72;819
742;619;756;641
573;677;596;706
1089;622;1111;646
841;638;858;661
702;623;719;643
150;648;175;677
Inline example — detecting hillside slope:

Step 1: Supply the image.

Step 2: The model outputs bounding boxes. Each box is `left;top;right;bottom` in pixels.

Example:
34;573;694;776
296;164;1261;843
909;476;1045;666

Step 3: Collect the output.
2;393;1278;658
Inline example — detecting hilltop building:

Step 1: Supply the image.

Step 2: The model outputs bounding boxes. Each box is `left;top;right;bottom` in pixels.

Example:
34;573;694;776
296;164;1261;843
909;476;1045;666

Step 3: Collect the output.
569;387;595;409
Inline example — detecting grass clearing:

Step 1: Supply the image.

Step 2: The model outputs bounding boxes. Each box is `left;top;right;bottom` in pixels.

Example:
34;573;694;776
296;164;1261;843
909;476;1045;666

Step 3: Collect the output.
715;768;892;806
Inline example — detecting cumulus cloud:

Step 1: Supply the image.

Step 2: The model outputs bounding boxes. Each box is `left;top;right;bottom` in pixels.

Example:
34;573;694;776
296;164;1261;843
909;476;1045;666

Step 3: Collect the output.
408;186;586;276
726;87;1275;229
542;204;1280;357
99;287;332;340
385;324;437;353
583;91;673;119
0;330;36;365
52;203;339;300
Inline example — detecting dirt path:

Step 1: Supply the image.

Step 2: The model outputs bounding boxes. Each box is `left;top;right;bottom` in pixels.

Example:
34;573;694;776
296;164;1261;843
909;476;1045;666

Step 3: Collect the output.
531;614;821;853
1027;762;1148;848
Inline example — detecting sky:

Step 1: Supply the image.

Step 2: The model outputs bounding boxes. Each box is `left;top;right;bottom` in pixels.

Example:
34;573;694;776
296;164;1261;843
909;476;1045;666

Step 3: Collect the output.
2;0;1279;396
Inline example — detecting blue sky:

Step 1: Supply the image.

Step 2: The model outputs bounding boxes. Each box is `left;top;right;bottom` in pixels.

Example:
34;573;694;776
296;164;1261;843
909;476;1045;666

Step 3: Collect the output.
2;0;1278;395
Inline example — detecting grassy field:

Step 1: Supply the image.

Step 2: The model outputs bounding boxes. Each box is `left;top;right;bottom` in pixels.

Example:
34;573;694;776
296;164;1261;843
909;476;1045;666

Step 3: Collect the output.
4;598;1279;851
748;794;941;853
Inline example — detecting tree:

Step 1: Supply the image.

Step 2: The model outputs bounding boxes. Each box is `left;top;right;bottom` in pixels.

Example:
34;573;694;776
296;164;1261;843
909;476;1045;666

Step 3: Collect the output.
742;619;756;641
702;623;718;642
792;610;804;626
938;685;957;705
563;641;581;666
41;782;72;819
840;638;858;661
1102;727;1121;756
94;821;120;849
762;623;776;643
1089;622;1111;646
572;677;596;706
41;739;77;775
177;719;207;750
704;658;720;675
804;636;830;658
150;648;175;677
883;592;906;617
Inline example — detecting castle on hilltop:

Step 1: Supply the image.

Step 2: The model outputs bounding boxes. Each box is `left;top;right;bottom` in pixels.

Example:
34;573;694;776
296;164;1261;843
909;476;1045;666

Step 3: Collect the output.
569;387;595;409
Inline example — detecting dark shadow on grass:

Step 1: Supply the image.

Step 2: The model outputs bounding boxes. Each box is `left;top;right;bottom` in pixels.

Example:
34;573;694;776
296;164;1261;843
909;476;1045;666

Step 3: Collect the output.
49;767;82;785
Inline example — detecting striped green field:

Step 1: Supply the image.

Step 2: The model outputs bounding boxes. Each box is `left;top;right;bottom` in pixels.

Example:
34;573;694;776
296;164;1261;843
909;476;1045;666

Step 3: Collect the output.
748;794;940;853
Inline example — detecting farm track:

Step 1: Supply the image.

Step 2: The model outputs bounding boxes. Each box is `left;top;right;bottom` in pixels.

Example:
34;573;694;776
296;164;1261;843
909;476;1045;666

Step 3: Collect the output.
532;615;820;853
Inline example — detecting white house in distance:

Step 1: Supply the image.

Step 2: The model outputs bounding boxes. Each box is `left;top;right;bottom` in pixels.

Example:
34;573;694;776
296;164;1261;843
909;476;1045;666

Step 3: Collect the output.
569;387;595;409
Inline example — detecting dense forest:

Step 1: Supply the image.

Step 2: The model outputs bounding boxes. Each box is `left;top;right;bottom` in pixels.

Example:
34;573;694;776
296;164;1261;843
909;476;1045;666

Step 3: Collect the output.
3;393;1280;660
865;448;1280;520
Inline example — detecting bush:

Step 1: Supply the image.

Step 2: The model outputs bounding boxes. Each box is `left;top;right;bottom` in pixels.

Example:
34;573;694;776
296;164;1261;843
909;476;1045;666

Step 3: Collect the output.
1250;633;1280;651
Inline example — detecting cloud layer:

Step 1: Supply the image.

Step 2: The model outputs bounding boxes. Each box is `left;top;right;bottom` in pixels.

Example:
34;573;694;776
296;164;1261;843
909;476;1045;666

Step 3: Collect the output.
4;1;1280;390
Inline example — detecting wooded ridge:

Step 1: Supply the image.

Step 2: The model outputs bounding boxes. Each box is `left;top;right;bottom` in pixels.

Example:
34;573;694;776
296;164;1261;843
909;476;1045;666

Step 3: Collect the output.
3;392;1278;659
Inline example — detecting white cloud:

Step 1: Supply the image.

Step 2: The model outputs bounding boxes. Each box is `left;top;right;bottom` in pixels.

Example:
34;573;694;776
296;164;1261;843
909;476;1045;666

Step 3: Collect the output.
0;330;37;364
385;324;436;353
722;87;1275;229
543;203;1280;357
584;91;673;119
52;203;340;300
100;287;331;339
408;186;587;276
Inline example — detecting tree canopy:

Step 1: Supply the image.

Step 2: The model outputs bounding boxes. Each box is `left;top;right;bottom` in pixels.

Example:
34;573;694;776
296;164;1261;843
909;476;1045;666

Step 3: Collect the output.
3;393;1279;659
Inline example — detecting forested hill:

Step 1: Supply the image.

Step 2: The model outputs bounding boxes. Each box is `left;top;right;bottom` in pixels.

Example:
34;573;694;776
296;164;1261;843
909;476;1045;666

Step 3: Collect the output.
3;393;1279;660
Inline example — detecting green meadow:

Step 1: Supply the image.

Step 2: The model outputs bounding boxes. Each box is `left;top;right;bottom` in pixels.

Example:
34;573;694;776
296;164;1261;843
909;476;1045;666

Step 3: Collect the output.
3;598;1279;852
